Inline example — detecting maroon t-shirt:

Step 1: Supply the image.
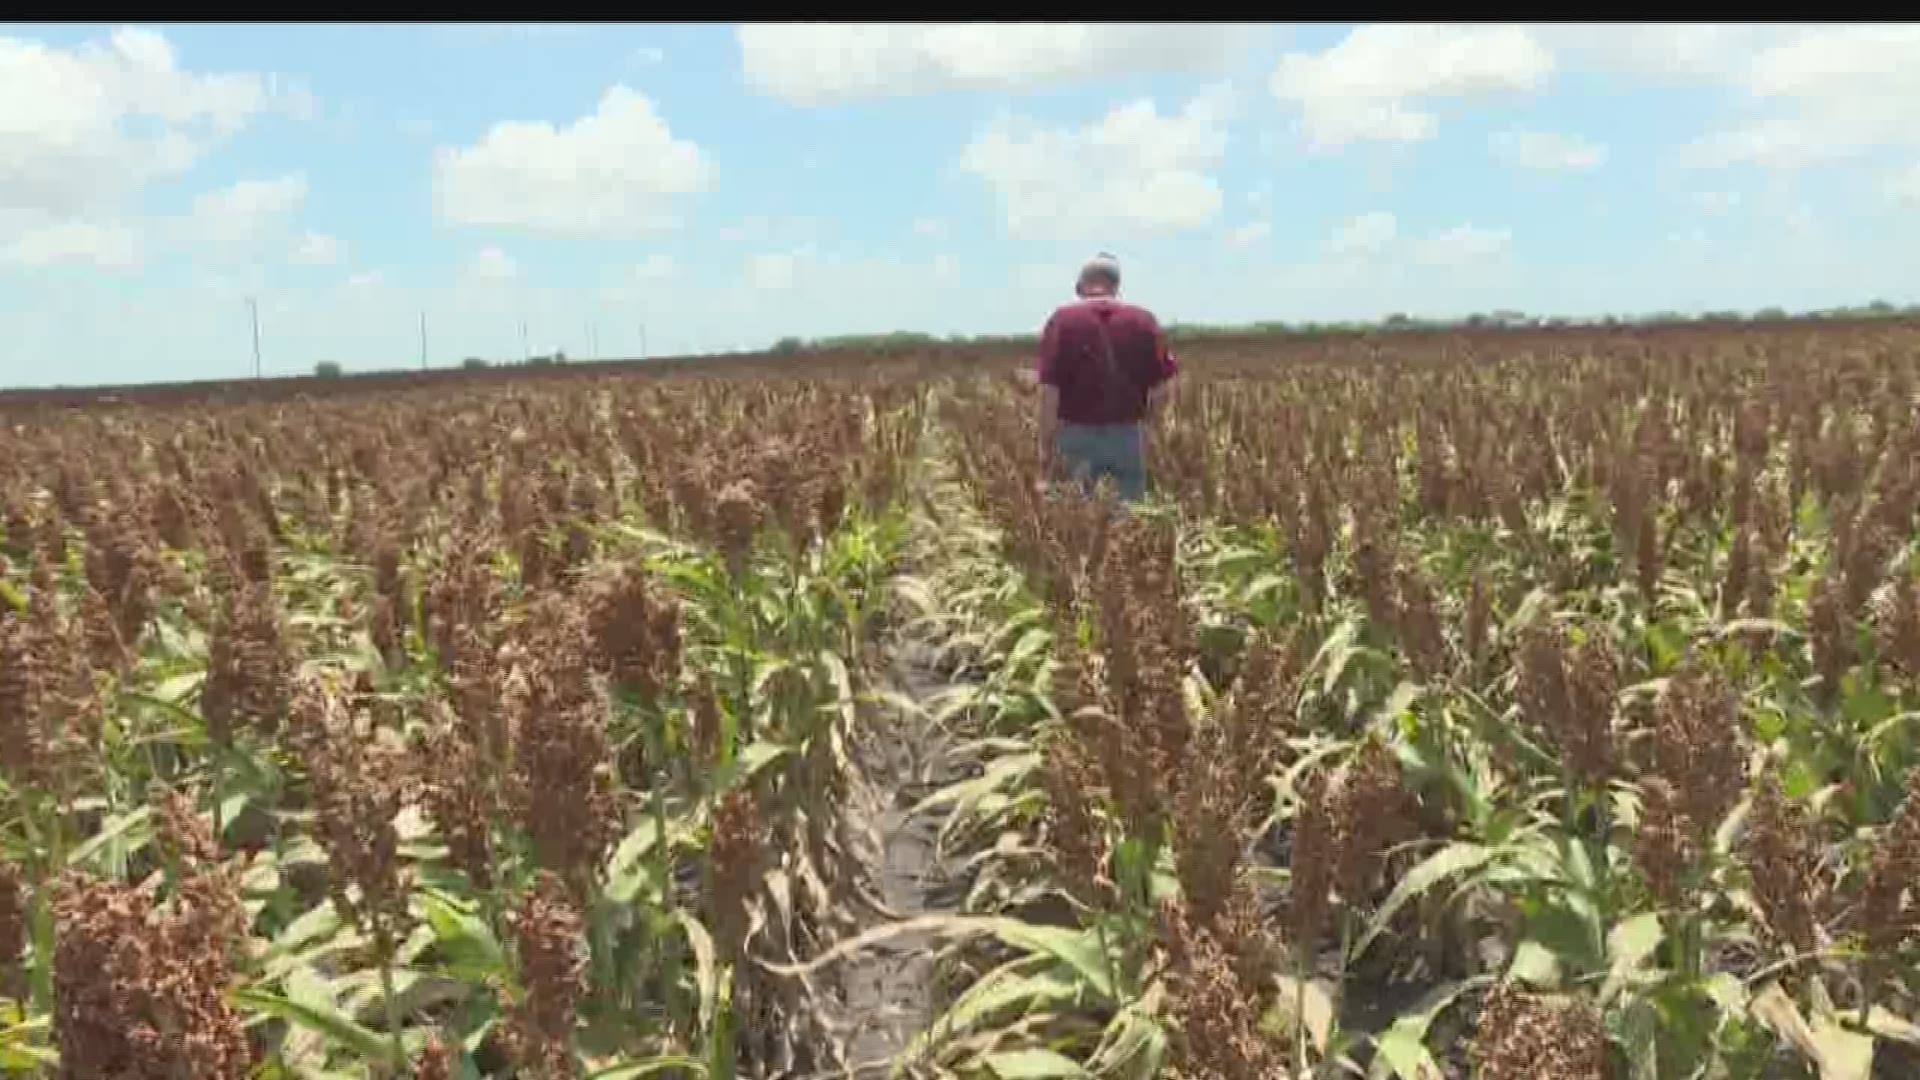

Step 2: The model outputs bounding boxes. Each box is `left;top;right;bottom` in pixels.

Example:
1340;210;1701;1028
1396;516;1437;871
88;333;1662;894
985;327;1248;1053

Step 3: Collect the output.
1036;298;1179;425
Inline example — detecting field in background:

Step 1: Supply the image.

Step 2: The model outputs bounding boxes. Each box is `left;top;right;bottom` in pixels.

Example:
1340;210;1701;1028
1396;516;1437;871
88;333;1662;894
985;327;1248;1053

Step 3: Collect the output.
5;312;1918;409
2;317;1920;1077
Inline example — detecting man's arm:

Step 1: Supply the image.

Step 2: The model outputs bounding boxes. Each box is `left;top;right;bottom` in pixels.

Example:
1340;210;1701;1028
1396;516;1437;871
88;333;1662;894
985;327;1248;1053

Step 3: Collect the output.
1143;321;1178;422
1035;313;1064;478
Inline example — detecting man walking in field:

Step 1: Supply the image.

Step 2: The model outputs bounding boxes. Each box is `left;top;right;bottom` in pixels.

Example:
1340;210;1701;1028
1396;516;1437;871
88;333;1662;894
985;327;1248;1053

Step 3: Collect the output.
1035;252;1178;502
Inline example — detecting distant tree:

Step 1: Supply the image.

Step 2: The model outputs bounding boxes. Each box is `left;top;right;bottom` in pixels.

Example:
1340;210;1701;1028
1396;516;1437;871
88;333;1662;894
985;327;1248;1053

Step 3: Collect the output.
1754;307;1788;321
553;350;567;363
1383;312;1413;329
1867;299;1897;317
462;357;489;370
527;355;555;367
314;361;343;379
771;336;805;354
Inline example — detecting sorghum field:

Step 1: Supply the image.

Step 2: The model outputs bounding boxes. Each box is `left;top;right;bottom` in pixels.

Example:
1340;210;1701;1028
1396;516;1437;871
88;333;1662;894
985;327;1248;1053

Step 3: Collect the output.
2;320;1919;1080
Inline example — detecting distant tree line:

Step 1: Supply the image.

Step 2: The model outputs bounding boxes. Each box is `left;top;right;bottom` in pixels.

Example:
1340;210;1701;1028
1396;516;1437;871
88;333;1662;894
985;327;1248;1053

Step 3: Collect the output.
313;351;569;379
309;299;1920;380
765;299;1920;353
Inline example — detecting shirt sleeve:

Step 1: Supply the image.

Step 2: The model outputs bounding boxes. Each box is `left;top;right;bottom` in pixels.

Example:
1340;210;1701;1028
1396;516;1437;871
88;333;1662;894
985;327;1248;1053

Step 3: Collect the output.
1036;310;1065;387
1147;316;1178;385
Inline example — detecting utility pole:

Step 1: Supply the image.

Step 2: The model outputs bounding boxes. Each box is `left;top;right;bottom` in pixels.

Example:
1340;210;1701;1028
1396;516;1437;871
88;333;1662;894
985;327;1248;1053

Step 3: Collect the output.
419;311;428;370
519;320;530;361
247;297;262;378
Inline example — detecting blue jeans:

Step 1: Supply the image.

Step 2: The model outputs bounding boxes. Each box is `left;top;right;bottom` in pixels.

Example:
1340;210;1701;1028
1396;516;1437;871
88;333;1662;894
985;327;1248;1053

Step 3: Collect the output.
1055;422;1147;502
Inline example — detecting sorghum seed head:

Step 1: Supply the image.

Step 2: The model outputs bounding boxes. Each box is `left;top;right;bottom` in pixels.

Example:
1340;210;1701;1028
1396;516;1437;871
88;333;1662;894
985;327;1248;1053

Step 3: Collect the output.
502;872;586;1080
1468;984;1607;1080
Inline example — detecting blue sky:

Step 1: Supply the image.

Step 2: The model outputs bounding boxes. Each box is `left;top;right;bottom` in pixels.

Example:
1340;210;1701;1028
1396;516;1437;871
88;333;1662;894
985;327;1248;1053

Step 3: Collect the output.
2;22;1917;387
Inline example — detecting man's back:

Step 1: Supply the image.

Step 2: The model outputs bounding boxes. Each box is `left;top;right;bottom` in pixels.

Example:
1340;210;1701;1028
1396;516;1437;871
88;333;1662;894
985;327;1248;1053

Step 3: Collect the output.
1037;298;1177;426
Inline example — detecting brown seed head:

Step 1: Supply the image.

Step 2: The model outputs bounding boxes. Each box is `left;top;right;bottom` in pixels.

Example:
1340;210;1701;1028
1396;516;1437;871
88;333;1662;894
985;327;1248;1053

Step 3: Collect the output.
1743;773;1827;956
1042;732;1110;910
503;596;621;895
1393;560;1447;681
1860;767;1920;961
1223;628;1303;807
290;673;413;958
414;704;500;890
0;577;101;795
1648;665;1746;843
1286;770;1337;950
1808;567;1852;702
712;478;763;570
577;561;681;697
1173;720;1251;928
1158;897;1291;1080
0;859;22;1000
1468;984;1607;1080
50;870;253;1080
708;786;763;961
81;504;155;662
200;577;292;748
1634;777;1692;909
1873;573;1920;679
1562;631;1621;786
414;1037;457;1080
502;872;586;1080
152;786;221;870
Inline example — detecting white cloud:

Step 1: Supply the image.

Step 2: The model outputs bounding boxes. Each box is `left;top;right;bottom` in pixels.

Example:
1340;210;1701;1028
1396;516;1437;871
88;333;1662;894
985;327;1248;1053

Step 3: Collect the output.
1015;261;1068;293
960;94;1228;239
628;46;665;67
1664;25;1920;168
1414;224;1513;267
0;26;296;218
1533;24;1781;84
1270;24;1554;148
345;270;384;289
1318;212;1510;276
625;253;677;282
0;218;140;270
737;23;1251;104
433;86;712;235
1224;221;1271;248
290;230;343;266
466;245;518;281
1491;129;1606;172
745;250;806;291
1892;165;1920;207
912;217;945;237
1692;190;1741;215
1743;25;1920;100
190;174;309;245
1328;210;1397;257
